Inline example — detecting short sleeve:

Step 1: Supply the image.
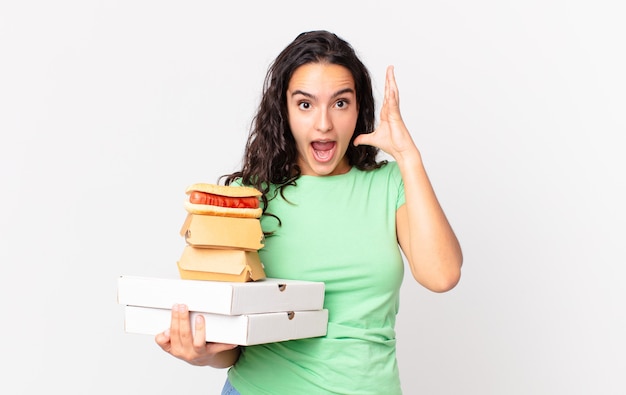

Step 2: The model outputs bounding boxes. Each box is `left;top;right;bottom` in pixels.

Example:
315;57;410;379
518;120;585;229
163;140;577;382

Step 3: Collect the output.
388;162;406;210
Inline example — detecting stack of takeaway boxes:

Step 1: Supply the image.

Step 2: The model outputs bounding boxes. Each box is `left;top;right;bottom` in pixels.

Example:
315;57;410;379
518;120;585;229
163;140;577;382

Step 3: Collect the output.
117;184;328;346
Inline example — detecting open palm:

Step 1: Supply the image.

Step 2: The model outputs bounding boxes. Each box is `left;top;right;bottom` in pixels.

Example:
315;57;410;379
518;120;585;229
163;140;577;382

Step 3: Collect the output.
354;65;417;160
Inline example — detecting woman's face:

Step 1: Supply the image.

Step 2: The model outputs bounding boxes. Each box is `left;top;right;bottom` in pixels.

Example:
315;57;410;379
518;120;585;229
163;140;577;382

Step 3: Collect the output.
286;62;358;176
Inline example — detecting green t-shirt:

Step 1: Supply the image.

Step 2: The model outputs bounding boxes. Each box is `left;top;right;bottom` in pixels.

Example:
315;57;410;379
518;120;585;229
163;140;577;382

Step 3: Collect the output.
228;162;406;394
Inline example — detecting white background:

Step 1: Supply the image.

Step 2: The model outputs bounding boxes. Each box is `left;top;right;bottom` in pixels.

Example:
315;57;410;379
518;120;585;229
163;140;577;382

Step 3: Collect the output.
1;1;625;394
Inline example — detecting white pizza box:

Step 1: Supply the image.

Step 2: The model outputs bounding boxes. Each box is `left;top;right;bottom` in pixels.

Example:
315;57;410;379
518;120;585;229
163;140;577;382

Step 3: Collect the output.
124;305;329;346
117;275;325;315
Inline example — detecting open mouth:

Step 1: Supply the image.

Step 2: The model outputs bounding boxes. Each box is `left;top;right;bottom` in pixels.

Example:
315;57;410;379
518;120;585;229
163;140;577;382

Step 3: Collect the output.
311;141;336;162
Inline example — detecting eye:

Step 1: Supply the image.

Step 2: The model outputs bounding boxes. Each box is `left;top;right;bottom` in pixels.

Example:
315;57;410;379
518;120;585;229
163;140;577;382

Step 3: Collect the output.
335;99;349;109
298;101;311;110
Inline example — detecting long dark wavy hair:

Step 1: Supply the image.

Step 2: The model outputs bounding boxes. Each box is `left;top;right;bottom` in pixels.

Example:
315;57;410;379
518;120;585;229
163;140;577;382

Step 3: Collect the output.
223;30;386;211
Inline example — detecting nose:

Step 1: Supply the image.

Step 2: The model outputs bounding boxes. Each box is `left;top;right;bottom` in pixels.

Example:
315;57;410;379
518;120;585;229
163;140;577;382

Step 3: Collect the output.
315;108;333;133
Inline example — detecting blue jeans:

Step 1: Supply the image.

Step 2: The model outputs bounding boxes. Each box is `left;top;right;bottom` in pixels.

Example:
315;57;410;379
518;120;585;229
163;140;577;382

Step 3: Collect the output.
221;378;241;395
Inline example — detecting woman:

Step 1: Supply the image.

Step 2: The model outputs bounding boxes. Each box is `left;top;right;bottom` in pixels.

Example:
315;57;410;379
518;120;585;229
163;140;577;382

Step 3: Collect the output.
156;30;463;394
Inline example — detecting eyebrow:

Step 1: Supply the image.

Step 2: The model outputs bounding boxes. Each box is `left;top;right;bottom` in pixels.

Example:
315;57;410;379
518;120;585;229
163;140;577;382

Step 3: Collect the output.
290;88;355;100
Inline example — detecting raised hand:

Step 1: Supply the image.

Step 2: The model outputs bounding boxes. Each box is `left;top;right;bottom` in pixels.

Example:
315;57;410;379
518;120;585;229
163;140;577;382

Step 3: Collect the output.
353;65;419;162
